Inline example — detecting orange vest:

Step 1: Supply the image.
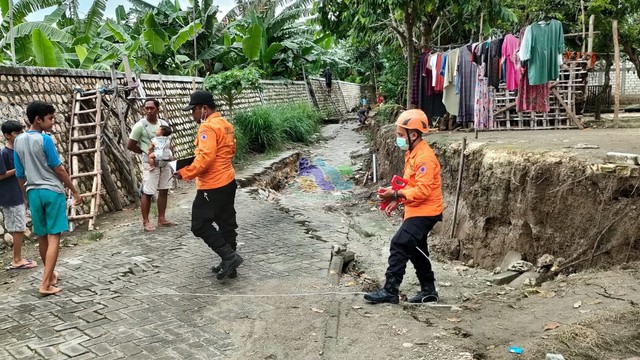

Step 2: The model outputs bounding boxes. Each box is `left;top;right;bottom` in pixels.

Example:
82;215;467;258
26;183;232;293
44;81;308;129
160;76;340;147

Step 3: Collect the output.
401;140;444;219
178;112;236;190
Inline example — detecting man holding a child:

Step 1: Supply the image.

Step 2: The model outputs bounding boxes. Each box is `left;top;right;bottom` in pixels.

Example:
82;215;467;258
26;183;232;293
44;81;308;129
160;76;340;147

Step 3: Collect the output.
127;98;176;232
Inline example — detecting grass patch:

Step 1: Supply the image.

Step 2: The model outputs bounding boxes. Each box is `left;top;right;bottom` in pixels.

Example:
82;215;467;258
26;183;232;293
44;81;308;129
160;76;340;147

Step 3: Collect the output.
88;231;104;242
232;102;322;160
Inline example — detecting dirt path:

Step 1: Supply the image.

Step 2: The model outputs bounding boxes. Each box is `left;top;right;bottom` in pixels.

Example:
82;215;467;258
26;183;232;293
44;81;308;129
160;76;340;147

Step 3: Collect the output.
276;119;640;359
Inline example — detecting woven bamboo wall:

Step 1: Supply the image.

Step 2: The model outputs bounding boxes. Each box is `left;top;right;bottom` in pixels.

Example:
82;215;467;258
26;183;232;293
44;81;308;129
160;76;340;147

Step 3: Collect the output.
0;67;365;239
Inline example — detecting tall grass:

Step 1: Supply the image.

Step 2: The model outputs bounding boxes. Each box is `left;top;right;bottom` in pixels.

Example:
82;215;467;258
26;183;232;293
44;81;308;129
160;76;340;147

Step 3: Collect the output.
232;102;321;159
233;106;285;154
275;102;322;144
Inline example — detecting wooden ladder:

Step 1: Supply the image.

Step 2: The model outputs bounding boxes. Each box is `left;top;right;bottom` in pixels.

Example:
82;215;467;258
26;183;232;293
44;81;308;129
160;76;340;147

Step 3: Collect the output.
67;89;104;231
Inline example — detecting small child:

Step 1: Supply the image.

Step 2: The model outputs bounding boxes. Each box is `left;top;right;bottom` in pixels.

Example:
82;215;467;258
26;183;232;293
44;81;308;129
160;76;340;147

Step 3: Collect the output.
0;120;37;271
148;125;173;170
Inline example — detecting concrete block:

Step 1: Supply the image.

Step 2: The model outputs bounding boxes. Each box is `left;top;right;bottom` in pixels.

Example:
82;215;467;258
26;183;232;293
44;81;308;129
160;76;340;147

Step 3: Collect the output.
509;271;541;287
598;164;618;173
486;271;521;285
499;251;522;271
606;152;640;165
546;355;566;360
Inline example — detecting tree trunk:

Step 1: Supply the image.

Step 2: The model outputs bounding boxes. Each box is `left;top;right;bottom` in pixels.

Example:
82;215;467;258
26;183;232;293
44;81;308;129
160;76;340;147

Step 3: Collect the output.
596;55;613;120
621;37;640;81
404;5;415;109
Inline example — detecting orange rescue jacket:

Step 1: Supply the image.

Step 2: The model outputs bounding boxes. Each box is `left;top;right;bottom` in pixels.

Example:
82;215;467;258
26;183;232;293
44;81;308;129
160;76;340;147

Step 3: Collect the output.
178;112;236;190
401;140;444;219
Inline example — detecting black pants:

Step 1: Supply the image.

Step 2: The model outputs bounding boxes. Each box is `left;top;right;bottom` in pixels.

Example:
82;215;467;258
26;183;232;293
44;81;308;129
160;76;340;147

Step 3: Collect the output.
385;215;442;283
191;180;238;252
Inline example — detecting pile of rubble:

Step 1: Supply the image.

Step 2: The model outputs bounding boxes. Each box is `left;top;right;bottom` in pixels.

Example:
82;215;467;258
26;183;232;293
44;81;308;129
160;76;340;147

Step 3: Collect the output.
486;251;565;287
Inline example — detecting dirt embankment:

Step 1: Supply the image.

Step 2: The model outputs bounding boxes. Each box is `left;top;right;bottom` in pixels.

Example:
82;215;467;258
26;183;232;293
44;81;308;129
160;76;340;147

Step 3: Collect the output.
371;123;640;271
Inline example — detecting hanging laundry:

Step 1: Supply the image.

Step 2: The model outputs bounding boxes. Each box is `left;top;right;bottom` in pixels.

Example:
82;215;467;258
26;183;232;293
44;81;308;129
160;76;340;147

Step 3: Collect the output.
502;34;520;91
457;45;477;123
518;19;564;85
474;62;494;129
434;53;445;92
488;38;503;90
442;49;459;116
516;26;549;113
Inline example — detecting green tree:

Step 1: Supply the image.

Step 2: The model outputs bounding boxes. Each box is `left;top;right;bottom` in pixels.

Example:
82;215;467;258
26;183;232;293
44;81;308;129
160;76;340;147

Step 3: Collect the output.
203;66;262;115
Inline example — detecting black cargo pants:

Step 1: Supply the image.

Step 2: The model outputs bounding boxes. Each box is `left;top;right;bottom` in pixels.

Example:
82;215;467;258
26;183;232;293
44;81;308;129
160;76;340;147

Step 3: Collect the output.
385;214;443;283
191;180;238;252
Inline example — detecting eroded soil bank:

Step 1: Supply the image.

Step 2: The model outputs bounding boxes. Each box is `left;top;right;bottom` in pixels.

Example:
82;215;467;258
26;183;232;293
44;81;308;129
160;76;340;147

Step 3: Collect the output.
372;124;640;271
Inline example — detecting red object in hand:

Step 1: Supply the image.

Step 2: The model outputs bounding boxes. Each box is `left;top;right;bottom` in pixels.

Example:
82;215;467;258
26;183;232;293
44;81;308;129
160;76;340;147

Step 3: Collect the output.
379;175;409;210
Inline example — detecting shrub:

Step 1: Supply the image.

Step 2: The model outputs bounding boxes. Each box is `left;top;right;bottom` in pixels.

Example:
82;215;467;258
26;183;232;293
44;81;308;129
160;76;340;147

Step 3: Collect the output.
234;126;248;162
233;106;284;154
274;102;322;144
232;102;322;158
376;103;403;123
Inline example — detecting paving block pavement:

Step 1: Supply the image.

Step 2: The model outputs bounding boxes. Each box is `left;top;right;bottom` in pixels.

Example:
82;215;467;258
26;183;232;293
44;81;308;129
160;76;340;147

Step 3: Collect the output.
0;188;334;359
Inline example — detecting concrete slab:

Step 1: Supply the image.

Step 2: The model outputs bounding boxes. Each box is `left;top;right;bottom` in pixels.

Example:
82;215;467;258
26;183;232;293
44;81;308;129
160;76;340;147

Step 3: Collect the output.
606;152;640;165
509;271;541;288
486;271;521;285
499;251;523;272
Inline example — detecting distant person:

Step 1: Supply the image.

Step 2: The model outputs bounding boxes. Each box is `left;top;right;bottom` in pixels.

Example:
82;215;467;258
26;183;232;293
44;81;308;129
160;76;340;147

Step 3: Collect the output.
147;125;173;171
324;67;332;95
127;98;176;232
364;109;444;304
174;90;243;280
358;106;372;125
1;120;37;271
14;101;83;296
376;92;385;105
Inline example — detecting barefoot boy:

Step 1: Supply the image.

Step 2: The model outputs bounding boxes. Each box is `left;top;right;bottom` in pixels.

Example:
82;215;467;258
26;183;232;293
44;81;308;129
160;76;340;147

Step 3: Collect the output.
13;101;82;296
1;120;37;271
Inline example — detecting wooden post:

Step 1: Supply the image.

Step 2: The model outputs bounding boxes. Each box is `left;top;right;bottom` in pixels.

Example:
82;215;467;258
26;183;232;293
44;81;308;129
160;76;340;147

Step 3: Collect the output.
613;19;621;128
587;15;595;54
581;0;586;55
451;137;467;241
478;12;484;43
110;65;140;207
122;54;135;88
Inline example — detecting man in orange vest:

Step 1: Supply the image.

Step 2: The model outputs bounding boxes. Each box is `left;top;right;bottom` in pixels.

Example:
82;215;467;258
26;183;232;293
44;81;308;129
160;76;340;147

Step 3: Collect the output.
365;109;444;304
174;90;243;280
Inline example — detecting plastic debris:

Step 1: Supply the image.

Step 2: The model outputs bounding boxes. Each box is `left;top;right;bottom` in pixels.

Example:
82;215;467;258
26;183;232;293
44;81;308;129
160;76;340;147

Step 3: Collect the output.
508;346;524;354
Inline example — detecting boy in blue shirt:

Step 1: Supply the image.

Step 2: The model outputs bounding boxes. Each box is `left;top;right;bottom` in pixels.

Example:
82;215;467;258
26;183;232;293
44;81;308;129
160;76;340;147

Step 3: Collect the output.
14;101;83;296
1;120;37;271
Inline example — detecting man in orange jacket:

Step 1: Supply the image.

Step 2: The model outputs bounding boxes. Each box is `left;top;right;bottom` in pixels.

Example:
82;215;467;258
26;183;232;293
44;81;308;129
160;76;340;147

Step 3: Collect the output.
174;90;243;280
365;109;444;304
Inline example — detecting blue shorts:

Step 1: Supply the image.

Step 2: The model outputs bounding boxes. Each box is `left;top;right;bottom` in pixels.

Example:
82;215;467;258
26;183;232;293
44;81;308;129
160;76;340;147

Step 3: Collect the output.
27;189;68;236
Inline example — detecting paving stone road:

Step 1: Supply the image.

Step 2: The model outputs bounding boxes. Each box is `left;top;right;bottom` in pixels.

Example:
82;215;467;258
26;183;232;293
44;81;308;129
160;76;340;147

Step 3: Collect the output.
0;183;334;359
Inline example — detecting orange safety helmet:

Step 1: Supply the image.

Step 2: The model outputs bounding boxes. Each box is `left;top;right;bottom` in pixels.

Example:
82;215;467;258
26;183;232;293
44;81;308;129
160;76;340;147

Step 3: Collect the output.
395;109;429;133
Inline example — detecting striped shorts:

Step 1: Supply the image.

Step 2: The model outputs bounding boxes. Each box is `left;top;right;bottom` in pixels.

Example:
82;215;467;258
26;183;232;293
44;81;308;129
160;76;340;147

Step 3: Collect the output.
1;204;26;233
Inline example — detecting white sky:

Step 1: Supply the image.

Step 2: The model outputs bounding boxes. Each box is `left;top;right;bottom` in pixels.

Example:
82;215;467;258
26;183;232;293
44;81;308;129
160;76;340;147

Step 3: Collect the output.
27;0;237;21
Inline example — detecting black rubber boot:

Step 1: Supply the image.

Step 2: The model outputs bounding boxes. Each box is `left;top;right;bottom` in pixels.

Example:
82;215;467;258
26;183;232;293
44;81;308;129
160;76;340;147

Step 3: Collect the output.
212;244;237;278
212;265;237;278
408;280;439;303
364;276;401;304
215;245;243;280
